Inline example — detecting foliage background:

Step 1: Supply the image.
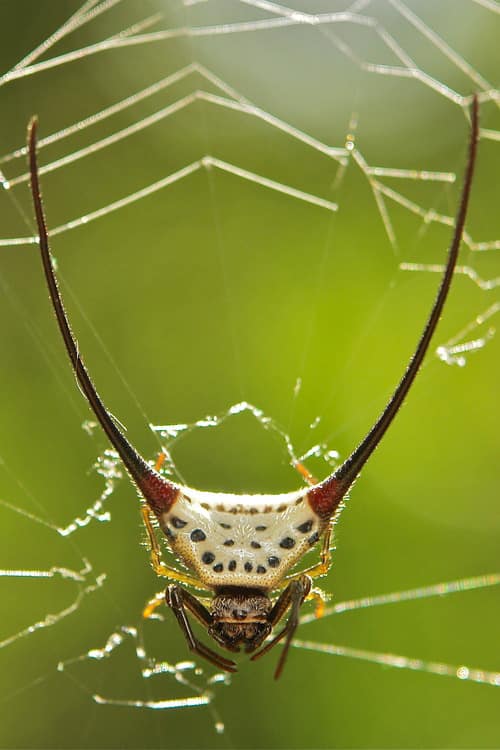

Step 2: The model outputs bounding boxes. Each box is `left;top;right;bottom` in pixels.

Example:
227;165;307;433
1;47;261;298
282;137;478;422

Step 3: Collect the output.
0;1;498;747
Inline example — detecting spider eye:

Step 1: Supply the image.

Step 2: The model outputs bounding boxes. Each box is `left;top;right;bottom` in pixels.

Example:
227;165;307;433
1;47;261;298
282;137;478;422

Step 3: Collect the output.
232;608;248;620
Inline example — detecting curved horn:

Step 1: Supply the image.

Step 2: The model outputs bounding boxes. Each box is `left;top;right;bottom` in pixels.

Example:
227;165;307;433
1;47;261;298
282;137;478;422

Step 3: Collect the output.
28;118;178;515
309;96;479;518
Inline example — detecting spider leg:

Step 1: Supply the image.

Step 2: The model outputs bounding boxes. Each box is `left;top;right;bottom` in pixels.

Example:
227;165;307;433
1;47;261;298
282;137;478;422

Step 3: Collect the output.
293;461;317;486
143;588;212;619
288;520;333;582
251;575;311;679
141;505;204;589
248;595;291;661
143;591;165;619
154;451;167;472
166;585;237;673
305;586;328;618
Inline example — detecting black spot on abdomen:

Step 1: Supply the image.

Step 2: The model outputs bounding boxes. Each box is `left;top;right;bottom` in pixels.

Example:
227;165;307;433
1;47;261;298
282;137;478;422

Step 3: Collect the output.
297;520;313;533
190;528;206;542
171;517;187;529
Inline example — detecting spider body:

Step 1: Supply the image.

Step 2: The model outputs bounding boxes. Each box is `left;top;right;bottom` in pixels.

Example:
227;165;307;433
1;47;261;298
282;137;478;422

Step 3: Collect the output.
26;98;478;678
140;479;333;672
158;486;325;589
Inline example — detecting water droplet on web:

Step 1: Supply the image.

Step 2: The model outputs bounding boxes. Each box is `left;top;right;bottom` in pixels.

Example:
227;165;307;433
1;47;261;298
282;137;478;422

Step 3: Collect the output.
196;415;219;428
151;423;188;439
345;133;355;151
82;419;98;435
228;401;249;415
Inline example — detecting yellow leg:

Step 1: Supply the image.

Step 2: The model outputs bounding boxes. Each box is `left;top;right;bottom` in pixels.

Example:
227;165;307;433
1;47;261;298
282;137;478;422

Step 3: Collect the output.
154;450;167;472
306;587;328;618
293;460;317;486
287;521;333;582
143;590;212;619
142;591;165;619
141;505;205;590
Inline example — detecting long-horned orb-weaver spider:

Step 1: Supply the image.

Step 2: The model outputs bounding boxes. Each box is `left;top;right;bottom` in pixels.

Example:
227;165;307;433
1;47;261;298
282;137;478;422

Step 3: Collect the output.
27;97;478;679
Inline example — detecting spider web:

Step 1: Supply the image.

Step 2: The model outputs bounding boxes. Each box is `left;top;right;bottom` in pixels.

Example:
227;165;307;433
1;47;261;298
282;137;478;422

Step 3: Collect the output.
0;1;498;747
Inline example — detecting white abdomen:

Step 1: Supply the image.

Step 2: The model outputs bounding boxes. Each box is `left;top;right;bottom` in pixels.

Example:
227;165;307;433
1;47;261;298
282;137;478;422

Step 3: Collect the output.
159;487;323;590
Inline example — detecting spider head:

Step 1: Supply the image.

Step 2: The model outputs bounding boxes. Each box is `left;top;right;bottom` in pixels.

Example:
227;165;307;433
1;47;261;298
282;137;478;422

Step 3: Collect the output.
209;588;272;653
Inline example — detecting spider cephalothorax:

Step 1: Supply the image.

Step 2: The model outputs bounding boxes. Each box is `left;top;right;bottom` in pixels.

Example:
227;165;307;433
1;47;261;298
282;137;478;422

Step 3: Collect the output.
209;588;273;652
27;97;478;678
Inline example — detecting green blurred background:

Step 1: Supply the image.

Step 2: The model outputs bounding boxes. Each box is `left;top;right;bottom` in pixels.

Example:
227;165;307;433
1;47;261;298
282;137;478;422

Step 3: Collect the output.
0;1;498;747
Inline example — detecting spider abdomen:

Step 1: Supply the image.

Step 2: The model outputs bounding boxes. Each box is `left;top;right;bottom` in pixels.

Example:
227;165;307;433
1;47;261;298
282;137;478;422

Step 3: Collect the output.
159;487;324;589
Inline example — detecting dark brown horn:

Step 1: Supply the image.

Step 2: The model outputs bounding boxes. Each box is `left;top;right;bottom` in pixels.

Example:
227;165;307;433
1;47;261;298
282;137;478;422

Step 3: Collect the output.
309;95;479;519
28;117;178;515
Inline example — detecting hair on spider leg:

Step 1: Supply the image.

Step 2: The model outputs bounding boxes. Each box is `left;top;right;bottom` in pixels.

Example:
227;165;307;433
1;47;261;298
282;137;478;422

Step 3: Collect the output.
27;96;479;679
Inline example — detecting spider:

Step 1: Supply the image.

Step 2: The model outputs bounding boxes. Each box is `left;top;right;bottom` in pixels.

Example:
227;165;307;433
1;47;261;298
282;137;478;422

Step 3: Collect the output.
27;97;478;679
